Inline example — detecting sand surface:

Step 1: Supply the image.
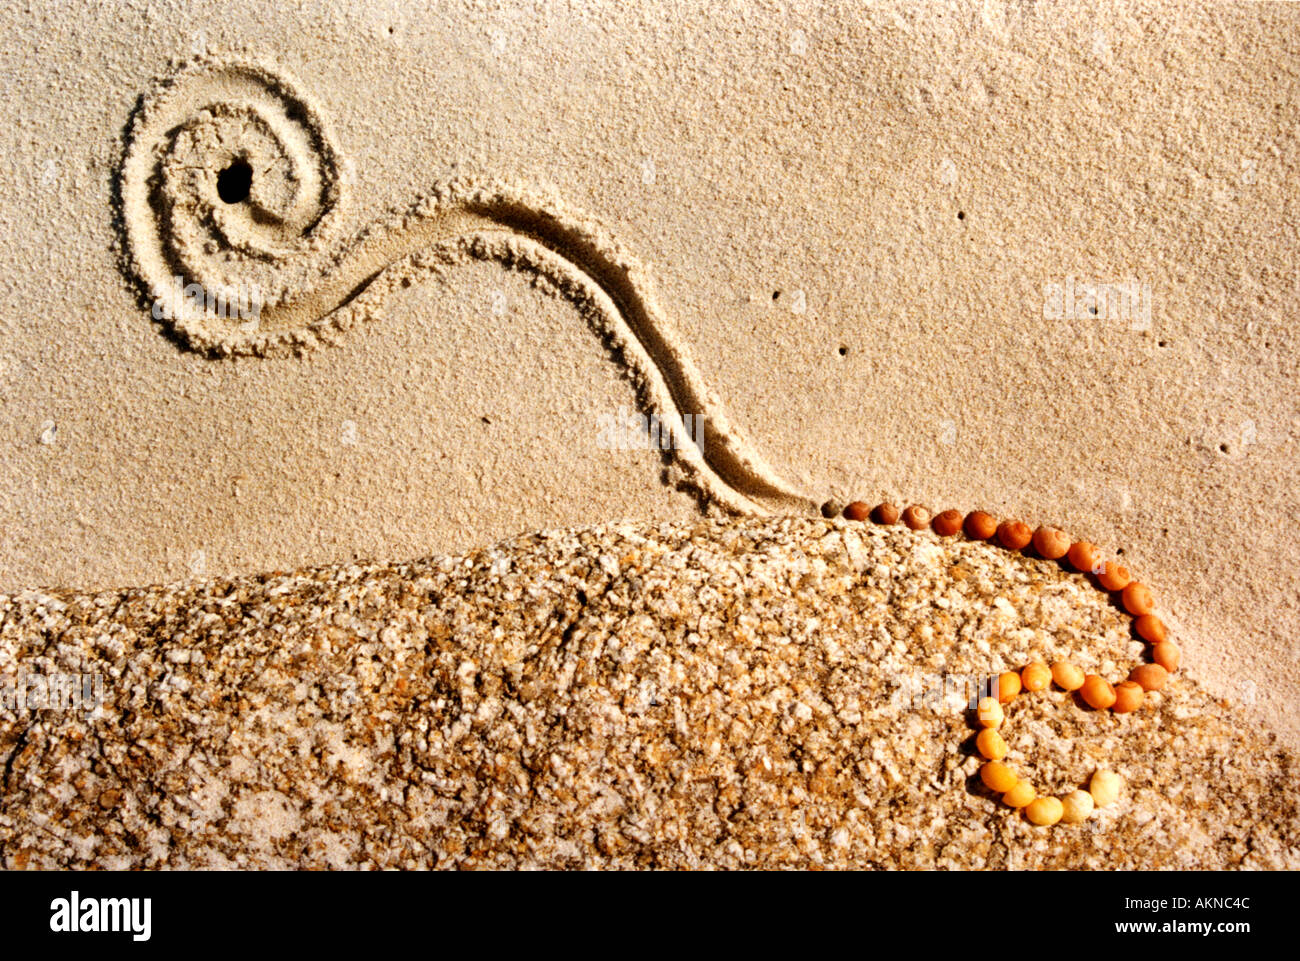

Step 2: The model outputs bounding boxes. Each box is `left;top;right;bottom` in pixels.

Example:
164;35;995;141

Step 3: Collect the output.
3;516;1295;869
0;0;1297;761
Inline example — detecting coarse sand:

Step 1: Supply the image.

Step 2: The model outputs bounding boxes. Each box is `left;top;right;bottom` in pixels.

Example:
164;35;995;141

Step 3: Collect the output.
2;516;1294;868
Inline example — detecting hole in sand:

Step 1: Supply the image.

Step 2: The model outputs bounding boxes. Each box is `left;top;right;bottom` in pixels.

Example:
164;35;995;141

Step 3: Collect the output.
217;159;253;204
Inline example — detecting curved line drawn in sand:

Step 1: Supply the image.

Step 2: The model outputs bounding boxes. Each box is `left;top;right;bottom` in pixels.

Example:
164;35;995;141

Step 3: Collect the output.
114;53;815;517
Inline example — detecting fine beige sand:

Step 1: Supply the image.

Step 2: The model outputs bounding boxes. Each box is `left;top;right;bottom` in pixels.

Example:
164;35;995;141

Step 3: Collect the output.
1;0;1298;770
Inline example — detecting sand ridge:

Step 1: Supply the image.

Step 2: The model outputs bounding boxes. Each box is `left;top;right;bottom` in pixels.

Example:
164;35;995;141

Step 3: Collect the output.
2;515;1293;869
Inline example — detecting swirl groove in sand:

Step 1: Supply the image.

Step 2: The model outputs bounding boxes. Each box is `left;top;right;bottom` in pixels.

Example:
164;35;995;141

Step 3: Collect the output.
115;54;814;517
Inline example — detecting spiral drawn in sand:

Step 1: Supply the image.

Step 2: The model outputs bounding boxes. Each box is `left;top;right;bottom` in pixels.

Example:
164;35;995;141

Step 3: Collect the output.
116;54;814;516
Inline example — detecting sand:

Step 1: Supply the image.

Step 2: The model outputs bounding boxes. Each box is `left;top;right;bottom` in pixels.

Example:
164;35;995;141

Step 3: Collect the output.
116;54;809;514
3;515;1296;869
0;0;1297;849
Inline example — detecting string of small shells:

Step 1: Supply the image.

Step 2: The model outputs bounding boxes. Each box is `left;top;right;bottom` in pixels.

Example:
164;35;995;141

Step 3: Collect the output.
837;500;1180;828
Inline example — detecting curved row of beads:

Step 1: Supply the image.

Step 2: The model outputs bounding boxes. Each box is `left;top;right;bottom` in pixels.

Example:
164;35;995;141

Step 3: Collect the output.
836;499;1182;828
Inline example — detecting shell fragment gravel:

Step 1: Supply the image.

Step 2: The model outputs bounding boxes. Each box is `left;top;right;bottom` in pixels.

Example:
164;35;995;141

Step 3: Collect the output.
0;515;1296;869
